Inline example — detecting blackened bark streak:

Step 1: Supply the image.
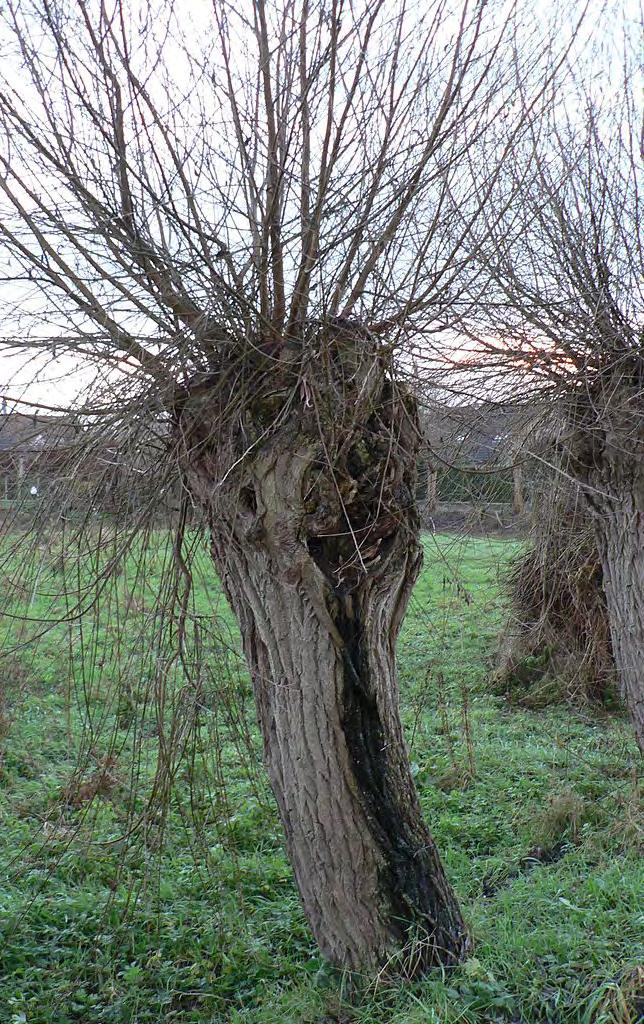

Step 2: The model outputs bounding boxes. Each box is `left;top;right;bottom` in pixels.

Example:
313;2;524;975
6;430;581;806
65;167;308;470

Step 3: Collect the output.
336;599;468;967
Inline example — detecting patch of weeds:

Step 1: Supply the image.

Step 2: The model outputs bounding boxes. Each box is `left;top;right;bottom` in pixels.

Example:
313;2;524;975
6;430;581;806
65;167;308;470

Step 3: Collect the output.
481;840;572;897
583;965;644;1024
436;765;475;792
608;782;643;853
60;753;120;808
529;791;597;846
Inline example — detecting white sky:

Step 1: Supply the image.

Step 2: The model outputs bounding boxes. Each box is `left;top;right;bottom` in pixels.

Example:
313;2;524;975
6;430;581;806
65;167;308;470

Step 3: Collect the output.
0;0;640;413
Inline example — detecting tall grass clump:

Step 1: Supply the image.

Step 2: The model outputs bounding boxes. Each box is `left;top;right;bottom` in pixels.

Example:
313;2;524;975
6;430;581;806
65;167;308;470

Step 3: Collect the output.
495;475;616;709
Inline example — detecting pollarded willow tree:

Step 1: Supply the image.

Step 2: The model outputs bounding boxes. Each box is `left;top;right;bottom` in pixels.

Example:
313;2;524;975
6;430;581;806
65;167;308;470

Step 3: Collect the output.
456;13;644;751
0;0;583;971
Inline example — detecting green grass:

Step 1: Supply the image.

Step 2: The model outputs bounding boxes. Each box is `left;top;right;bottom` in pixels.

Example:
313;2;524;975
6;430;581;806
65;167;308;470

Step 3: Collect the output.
0;531;641;1024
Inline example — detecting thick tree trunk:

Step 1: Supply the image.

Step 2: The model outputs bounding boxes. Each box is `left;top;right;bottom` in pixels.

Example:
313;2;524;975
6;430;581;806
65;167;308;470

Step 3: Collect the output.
417;460;438;521
587;490;644;752
207;498;466;970
174;326;468;972
570;401;644;752
426;468;439;514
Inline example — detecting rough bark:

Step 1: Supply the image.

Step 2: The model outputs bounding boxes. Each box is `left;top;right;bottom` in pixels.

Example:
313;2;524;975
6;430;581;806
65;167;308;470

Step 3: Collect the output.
569;395;644;752
592;496;644;751
174;324;469;972
426;468;439;514
417;461;438;523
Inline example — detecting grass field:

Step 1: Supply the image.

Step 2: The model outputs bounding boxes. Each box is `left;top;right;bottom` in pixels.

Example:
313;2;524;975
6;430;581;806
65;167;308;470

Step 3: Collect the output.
0;531;641;1024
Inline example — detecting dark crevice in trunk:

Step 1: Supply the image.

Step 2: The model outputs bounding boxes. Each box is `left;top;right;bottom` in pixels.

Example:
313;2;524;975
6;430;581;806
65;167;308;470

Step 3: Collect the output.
335;597;468;967
337;606;410;930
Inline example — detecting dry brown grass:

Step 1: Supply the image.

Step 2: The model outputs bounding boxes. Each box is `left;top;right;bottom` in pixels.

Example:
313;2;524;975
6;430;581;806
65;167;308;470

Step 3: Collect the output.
585;965;644;1024
60;752;120;808
494;479;617;709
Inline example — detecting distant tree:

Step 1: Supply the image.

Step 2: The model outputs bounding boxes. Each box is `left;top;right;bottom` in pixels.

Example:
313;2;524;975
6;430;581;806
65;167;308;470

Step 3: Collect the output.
496;448;615;709
460;17;644;749
0;0;584;970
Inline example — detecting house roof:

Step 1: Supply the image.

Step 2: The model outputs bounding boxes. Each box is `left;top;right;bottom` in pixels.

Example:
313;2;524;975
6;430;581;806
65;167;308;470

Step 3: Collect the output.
0;412;78;453
420;401;534;466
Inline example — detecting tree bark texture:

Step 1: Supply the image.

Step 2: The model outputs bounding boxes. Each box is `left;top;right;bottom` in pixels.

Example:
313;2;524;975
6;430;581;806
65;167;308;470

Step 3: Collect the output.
592;497;644;752
569;397;644;753
174;324;469;971
426;468;439;514
417;460;439;522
